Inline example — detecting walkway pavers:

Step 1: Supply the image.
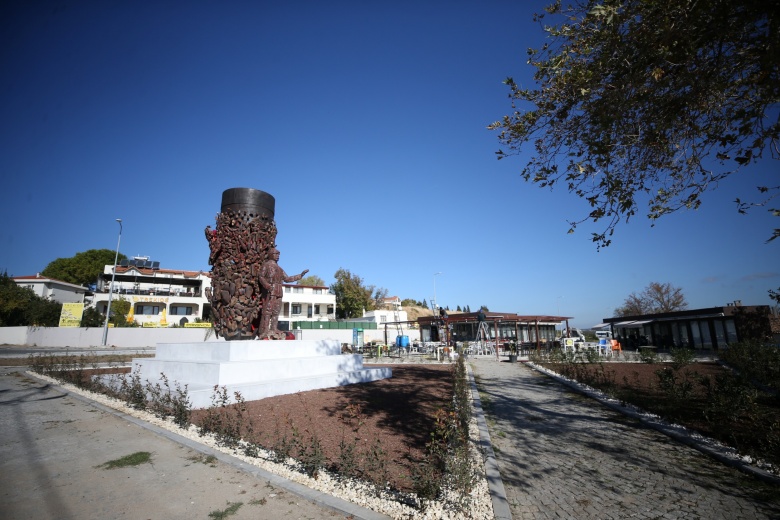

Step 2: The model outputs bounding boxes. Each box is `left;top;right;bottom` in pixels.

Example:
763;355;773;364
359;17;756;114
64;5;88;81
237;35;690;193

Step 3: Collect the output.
470;359;780;520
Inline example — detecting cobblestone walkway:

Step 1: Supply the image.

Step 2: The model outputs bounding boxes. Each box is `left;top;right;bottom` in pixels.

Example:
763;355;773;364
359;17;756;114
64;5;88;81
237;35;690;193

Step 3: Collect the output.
470;359;780;520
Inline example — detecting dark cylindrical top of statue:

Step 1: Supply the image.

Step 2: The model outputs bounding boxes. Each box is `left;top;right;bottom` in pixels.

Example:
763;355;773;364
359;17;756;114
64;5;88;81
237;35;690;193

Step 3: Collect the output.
221;188;275;220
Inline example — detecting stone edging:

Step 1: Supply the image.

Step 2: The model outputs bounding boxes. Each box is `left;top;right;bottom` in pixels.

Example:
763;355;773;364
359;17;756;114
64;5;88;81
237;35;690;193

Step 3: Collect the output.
467;363;512;520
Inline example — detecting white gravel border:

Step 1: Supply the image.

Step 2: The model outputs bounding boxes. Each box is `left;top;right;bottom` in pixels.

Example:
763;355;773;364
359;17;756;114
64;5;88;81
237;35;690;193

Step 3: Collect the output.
28;369;495;520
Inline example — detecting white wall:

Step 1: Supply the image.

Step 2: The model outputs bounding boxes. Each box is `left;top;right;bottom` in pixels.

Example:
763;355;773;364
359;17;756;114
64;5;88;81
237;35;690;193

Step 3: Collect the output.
0;326;420;348
0;326;221;348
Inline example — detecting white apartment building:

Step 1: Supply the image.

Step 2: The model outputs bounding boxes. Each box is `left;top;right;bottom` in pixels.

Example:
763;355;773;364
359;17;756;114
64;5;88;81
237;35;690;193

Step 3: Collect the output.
12;274;87;304
282;284;336;326
91;257;335;329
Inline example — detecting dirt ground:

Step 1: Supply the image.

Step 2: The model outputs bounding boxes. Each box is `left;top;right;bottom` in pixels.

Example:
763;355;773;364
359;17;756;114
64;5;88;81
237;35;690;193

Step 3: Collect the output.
189;364;455;493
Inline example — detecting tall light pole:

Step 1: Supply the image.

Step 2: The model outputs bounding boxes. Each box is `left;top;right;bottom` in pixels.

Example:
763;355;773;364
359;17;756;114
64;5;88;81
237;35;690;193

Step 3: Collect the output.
102;219;123;346
433;272;442;311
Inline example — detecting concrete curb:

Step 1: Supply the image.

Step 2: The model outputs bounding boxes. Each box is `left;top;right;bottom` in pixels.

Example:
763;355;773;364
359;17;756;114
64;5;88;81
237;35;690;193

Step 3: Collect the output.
525;361;780;487
467;363;512;520
25;371;391;520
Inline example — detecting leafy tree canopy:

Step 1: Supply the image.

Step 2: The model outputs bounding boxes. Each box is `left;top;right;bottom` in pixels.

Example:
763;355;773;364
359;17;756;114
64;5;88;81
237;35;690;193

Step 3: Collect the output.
490;0;780;248
108;297;131;327
615;281;688;316
0;271;62;326
80;306;104;328
297;274;326;287
330;268;388;319
42;249;127;286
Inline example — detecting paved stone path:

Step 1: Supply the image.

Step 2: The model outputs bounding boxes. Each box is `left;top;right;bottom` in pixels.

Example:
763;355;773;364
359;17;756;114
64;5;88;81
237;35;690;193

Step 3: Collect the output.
0;368;373;520
470;359;780;520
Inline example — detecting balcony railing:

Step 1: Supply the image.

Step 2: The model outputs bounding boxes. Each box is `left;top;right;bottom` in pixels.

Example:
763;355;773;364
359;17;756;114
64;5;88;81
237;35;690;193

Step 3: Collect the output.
97;288;202;297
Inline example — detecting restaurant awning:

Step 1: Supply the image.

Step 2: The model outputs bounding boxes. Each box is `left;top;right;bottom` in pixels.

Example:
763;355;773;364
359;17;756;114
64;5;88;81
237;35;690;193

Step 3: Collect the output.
613;320;653;327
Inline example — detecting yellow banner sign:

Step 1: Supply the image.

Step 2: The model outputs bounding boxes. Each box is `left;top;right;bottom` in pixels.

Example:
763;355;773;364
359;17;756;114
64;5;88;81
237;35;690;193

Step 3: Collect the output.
184;323;213;328
59;303;84;327
142;322;161;328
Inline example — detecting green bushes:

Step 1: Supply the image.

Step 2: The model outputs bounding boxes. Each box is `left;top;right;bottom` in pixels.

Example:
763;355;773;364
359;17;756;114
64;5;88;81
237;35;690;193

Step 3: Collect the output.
412;354;477;509
719;341;780;394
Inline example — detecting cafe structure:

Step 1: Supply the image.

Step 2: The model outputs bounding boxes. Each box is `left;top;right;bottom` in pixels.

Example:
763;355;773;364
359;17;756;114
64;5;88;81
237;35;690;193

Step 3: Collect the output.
599;301;777;351
416;311;572;350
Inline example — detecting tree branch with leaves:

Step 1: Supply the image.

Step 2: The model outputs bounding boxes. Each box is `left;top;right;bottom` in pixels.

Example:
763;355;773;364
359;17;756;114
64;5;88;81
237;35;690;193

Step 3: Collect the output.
615;281;688;316
490;0;779;247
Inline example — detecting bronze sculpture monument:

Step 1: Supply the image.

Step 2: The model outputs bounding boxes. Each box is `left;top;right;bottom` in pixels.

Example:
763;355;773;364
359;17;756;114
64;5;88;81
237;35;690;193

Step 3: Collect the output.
205;188;308;340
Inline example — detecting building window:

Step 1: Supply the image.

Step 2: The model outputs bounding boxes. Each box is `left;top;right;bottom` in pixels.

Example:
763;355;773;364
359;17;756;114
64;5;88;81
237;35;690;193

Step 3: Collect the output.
724;319;738;343
327;305;334;315
285;286;291;293
137;305;160;315
292;304;302;315
313;288;322;294
293;287;303;293
380;315;387;323
170;306;193;315
314;305;320;315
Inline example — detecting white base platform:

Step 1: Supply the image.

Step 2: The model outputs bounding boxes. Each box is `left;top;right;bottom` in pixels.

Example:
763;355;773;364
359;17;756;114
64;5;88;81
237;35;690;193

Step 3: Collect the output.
131;339;392;409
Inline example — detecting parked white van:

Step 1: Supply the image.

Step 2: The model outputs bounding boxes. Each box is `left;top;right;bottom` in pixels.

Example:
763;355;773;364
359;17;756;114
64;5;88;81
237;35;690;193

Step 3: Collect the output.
596;330;613;341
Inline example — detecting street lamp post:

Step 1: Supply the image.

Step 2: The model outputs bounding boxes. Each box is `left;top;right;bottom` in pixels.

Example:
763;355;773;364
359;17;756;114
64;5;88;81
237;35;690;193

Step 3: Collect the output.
433;272;442;311
102;219;123;346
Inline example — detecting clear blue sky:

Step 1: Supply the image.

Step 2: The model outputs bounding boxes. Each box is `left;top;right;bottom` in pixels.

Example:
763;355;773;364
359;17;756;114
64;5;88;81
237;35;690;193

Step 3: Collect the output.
2;1;777;329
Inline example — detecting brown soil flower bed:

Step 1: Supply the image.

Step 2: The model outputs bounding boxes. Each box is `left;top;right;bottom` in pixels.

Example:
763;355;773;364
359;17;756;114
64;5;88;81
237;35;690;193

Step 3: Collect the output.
539;361;780;469
42;363;454;492
189;364;454;492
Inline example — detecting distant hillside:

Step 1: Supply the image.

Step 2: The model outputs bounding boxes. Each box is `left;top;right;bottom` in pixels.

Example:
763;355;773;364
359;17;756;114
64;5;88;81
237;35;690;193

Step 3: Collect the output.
404;305;433;322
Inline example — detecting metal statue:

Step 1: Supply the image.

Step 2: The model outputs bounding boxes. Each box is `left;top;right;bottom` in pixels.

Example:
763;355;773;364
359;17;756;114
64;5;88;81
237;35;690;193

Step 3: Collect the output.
204;188;307;340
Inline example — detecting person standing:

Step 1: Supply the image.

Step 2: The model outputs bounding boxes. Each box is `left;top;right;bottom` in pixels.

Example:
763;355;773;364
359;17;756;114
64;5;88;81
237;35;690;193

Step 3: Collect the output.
258;248;308;338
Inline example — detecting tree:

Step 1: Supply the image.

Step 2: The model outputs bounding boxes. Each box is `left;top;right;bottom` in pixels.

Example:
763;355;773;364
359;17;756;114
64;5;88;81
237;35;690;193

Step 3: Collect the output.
422;299;429;309
0;271;33;326
372;286;389;310
42;249;127;286
80;307;104;327
769;287;780;305
490;0;780;248
108;297;131;327
615;282;688;316
330;268;387;319
26;297;62;326
480;305;489;312
0;271;61;326
298;274;326;287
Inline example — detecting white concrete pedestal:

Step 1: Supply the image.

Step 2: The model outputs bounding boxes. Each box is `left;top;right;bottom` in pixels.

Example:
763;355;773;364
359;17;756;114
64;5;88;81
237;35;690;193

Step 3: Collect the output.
132;339;392;409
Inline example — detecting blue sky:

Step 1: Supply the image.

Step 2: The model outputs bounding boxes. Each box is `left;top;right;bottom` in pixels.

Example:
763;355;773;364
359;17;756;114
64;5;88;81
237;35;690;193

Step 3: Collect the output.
2;1;777;329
